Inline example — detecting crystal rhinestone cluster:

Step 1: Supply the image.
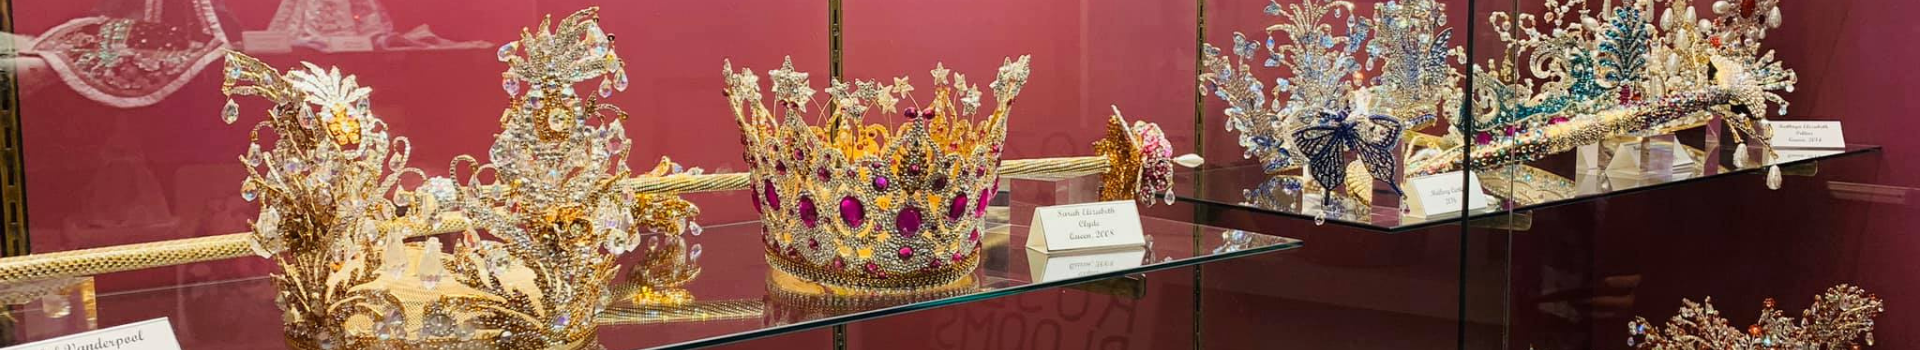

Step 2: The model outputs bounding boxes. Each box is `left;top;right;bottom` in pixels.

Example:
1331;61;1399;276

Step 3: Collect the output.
724;56;1030;289
230;8;702;350
1409;0;1795;175
1628;284;1884;349
1200;0;1464;205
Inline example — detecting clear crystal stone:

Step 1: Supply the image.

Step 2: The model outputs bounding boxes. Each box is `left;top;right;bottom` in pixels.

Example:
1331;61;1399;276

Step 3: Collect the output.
222;99;240;124
423;312;456;338
496;42;518;62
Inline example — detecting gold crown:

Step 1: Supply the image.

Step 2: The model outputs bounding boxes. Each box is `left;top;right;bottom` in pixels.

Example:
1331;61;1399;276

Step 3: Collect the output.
1628;284;1884;349
225;8;700;349
722;56;1029;289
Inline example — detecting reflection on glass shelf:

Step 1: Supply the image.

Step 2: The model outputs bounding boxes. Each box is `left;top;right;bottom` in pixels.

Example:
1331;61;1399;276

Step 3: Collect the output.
1178;144;1880;232
0;218;1297;350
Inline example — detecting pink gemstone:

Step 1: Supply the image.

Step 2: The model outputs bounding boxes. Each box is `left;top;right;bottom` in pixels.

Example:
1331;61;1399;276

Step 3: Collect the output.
897;207;925;237
948;194;969;221
1474;132;1492;145
897;247;914;259
750;187;764;213
839;196;866;228
1504;126;1519;136
969;229;980;242
873;176;890;191
817;168;830;181
808;238;819;250
865;262;883;277
763;180;781;210
975;189;993;218
951;252;966;263
1549;116;1569;124
798;196;819;228
832;258;846;270
927;259;944;270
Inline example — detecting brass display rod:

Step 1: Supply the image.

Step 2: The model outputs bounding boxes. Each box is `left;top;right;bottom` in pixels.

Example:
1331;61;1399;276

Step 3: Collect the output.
0;155;1118;284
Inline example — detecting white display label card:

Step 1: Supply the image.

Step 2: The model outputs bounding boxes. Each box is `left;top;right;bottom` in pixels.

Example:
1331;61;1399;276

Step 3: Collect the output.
1027;247;1148;283
327;36;376;52
240;31;293;54
3;318;181;350
1406;171;1490;217
1025;200;1146;253
1769;121;1847;149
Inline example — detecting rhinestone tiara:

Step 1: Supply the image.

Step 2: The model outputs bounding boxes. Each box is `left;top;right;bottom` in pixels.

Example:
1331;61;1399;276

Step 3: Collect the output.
227;8;702;349
1200;0;1464;206
1628;284;1884;349
722;56;1028;289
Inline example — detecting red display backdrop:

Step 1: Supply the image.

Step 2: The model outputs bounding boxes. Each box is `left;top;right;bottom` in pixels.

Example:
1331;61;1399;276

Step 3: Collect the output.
10;0;824;291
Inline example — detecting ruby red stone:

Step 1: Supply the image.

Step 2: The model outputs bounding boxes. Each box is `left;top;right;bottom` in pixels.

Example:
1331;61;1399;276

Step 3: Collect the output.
969;229;980;242
975;189;992;218
798;196;820;228
763;180;781;210
808;238;820;250
1474;132;1493;145
817;168;830;181
839;196;866;228
1549;116;1569;124
897;206;925;237
932;176;948;191
865;262;883;276
927;260;943;269
897;246;914;259
948;194;969;221
776;162;788;174
750;186;764;213
903;107;919;118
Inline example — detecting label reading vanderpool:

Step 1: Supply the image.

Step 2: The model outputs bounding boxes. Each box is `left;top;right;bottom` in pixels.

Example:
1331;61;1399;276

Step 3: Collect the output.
3;318;181;350
1025;200;1145;252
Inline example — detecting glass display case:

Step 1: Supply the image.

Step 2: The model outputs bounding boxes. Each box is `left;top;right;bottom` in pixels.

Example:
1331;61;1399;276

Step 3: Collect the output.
0;0;1911;349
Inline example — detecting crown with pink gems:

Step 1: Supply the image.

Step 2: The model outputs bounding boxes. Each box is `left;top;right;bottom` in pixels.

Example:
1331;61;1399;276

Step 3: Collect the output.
724;56;1029;289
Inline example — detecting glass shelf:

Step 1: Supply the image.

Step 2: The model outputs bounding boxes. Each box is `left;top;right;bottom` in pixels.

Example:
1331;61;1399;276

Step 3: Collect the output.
0;217;1299;349
1178;144;1882;233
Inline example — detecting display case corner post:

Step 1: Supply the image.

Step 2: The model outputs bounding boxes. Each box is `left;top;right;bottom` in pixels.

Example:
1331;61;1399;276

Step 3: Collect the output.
0;0;27;257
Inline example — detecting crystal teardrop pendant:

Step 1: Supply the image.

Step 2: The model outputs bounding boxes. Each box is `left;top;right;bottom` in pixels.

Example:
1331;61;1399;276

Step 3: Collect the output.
1733;143;1750;167
1766;165;1782;190
223;99;240;124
